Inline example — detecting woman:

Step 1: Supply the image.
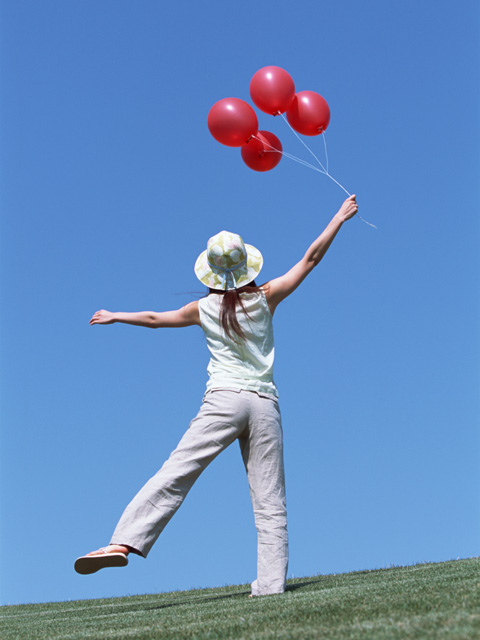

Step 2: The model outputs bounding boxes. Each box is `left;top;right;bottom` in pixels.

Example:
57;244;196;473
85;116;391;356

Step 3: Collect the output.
74;195;358;596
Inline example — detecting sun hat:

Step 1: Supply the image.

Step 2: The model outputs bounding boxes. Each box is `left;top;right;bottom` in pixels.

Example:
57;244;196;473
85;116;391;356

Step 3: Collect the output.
194;230;263;291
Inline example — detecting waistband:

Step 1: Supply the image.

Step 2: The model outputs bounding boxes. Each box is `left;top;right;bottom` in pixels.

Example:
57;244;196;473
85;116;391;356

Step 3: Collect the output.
203;388;279;403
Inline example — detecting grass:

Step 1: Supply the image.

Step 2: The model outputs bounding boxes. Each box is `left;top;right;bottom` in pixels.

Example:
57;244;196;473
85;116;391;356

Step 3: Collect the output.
1;558;479;639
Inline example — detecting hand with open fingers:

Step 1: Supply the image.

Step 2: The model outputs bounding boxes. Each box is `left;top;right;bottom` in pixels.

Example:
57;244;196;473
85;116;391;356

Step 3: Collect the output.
336;194;358;222
90;309;115;325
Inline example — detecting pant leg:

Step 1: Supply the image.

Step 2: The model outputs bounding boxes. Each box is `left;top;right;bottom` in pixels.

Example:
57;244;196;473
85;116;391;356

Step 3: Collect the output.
110;390;249;557
238;392;288;596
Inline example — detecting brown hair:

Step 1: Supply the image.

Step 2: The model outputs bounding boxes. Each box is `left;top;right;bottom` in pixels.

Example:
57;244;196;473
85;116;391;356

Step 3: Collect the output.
208;280;268;341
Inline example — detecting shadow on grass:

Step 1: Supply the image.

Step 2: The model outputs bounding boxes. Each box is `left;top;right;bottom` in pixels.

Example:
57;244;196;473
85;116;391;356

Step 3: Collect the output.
118;578;325;614
145;589;252;612
143;580;322;611
286;578;324;592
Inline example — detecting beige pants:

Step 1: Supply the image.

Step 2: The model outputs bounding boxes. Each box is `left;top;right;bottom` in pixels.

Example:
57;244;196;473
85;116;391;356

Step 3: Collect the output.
110;388;288;596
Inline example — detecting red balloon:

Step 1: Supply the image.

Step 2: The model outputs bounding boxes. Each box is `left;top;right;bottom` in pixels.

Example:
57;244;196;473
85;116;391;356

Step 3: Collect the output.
208;98;258;147
250;66;295;115
286;90;330;136
241;130;282;172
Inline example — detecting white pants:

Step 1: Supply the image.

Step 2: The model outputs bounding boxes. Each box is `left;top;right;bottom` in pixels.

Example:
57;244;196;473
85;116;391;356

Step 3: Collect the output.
110;389;288;596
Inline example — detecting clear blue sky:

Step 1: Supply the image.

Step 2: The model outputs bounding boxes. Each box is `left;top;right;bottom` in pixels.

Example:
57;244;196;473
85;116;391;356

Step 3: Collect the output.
1;0;479;606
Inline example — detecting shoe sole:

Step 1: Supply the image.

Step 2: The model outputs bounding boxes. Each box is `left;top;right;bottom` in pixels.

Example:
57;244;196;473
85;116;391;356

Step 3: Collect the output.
74;553;128;575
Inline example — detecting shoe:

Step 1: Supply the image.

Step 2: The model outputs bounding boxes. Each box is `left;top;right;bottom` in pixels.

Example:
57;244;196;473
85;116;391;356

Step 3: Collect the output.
74;548;129;575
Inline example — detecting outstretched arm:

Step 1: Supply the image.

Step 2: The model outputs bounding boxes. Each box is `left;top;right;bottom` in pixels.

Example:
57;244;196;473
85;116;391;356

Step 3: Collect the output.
89;300;200;328
265;195;358;314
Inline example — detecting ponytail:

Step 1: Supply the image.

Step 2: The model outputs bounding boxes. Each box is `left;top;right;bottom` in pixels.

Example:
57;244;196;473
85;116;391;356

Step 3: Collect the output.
209;281;266;341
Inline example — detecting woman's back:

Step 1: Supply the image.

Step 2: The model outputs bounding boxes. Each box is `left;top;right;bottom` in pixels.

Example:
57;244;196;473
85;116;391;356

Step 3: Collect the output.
198;289;277;397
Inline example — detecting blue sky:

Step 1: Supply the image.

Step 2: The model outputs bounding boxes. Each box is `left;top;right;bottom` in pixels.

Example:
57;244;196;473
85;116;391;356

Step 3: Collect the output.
1;0;479;606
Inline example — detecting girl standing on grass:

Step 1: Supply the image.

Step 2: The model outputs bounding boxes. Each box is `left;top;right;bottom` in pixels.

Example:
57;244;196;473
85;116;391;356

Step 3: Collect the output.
74;195;358;596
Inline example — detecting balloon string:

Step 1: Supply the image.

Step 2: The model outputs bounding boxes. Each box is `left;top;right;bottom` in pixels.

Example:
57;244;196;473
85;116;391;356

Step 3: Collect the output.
322;131;329;174
251;135;327;174
279;115;377;229
280;114;328;173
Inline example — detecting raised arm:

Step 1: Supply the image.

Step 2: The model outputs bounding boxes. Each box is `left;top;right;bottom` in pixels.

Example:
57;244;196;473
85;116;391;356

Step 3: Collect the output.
265;195;358;314
89;300;200;328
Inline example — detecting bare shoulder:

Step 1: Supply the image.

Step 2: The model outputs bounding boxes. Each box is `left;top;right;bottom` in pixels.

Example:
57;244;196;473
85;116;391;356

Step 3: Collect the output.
182;300;201;326
260;282;280;316
261;257;313;316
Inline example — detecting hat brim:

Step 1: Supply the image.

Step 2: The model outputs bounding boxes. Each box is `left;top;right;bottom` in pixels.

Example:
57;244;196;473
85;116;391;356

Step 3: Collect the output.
194;243;263;291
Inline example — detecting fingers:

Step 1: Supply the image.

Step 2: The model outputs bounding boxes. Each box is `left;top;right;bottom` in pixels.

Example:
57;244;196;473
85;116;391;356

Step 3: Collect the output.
340;196;358;220
347;194;358;213
90;309;114;325
90;310;103;325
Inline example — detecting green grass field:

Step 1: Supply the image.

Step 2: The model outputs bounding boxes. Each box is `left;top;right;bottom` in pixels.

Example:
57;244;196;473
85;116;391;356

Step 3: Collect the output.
1;558;479;639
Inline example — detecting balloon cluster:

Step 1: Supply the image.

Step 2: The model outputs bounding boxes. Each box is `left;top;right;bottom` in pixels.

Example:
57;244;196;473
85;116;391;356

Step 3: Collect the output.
207;66;331;172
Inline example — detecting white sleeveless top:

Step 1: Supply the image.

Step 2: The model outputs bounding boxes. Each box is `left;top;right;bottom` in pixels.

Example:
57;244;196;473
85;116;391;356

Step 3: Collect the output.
198;290;278;398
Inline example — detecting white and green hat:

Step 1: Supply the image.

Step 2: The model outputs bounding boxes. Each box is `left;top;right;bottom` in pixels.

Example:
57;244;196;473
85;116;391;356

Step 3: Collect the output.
194;230;263;291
